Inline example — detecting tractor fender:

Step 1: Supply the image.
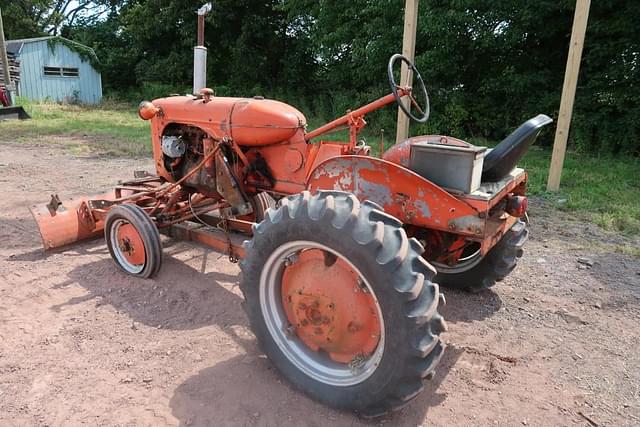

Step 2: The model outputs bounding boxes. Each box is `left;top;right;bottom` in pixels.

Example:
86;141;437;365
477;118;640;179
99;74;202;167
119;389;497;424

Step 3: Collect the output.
306;156;479;233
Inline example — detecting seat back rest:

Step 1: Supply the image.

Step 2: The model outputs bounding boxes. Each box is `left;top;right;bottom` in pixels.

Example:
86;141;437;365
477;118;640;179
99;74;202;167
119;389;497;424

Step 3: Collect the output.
482;114;553;182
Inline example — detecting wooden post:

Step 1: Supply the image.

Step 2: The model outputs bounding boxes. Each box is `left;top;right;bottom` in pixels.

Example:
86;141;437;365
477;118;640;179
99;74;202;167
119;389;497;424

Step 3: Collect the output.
395;0;419;144
547;0;591;191
0;6;14;105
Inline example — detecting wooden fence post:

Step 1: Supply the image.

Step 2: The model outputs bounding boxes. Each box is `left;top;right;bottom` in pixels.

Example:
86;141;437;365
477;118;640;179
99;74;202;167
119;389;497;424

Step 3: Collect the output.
547;0;591;191
0;7;15;105
395;0;419;144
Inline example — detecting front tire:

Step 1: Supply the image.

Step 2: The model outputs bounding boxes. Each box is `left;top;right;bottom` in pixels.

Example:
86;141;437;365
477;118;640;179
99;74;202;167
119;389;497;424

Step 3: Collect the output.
105;204;162;278
239;191;446;417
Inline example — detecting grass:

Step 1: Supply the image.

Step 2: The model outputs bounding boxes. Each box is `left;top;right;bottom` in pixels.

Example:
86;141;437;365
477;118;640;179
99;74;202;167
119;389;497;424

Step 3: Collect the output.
519;146;640;235
0;98;151;156
2;101;639;235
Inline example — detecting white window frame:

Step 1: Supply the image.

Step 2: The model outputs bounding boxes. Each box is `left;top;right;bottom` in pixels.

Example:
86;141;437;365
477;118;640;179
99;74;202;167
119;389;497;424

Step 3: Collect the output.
43;66;80;78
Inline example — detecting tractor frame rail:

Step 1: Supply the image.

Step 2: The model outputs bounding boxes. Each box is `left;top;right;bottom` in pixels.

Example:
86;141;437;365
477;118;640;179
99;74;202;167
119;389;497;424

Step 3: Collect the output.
30;172;248;257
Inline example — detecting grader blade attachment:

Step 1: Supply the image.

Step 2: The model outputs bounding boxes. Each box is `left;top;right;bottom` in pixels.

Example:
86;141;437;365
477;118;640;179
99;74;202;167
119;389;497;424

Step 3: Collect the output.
0;106;31;121
30;192;115;250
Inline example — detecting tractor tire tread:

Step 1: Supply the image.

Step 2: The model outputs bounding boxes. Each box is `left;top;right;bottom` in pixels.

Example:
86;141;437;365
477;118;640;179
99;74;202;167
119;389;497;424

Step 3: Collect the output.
239;190;445;418
105;203;162;278
435;219;528;292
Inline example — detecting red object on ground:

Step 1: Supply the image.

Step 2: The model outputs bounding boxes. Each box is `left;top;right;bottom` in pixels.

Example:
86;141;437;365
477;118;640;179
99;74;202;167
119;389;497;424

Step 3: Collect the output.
0;86;9;107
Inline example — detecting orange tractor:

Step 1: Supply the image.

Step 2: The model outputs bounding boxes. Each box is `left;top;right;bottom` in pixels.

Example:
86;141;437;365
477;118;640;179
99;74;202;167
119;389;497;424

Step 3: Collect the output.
31;54;550;416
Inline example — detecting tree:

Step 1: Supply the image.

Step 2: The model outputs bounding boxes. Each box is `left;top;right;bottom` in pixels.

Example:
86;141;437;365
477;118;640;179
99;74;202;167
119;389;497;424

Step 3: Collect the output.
5;0;640;154
0;0;117;39
0;0;49;39
69;0;317;97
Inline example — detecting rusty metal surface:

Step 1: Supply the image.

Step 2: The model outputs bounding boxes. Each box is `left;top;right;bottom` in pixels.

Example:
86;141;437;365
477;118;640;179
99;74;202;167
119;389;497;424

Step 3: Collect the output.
304;91;407;142
481;214;518;254
30;191;116;250
306;155;482;235
381;138;411;168
446;214;487;237
145;88;413;199
34;70;530;277
214;152;252;215
165;221;246;259
280;248;381;363
463;169;527;211
30;164;229;251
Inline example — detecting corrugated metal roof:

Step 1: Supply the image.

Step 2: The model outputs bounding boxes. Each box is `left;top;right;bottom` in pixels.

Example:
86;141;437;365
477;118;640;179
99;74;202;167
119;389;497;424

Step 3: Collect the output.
6;36;57;44
6;41;23;55
7;36;54;54
6;36;97;58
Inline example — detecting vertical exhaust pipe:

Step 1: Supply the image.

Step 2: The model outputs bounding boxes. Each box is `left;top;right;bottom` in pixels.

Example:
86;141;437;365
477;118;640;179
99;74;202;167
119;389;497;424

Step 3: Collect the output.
193;2;212;94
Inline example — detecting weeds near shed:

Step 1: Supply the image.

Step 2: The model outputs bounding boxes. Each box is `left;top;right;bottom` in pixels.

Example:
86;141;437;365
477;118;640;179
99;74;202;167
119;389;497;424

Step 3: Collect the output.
1;98;150;156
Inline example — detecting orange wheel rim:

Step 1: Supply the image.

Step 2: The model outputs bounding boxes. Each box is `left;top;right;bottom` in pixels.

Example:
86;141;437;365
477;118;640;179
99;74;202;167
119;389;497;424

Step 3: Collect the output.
116;223;146;266
281;248;381;363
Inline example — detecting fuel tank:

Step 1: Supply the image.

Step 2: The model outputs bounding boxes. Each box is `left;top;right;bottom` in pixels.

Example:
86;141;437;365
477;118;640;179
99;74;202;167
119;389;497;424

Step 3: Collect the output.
152;95;306;146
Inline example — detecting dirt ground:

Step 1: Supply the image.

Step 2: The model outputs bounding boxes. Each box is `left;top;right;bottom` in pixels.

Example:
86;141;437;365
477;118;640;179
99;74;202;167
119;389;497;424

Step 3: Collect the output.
0;140;639;426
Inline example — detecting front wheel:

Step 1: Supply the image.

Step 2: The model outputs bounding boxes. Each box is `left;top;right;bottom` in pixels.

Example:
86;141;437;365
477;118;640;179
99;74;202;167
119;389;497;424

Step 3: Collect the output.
239;191;446;417
105;204;163;278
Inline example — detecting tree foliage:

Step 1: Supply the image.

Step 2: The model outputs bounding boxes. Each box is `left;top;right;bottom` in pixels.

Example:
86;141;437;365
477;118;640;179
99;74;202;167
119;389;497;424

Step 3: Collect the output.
0;0;117;36
2;0;638;154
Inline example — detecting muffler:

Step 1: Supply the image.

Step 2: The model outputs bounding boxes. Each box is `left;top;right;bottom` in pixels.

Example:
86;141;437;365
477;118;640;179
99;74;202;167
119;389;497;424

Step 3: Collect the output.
193;3;212;94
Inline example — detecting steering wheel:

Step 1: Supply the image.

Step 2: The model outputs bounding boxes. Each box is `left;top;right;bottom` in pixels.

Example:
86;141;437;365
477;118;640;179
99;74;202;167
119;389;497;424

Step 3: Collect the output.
387;54;430;123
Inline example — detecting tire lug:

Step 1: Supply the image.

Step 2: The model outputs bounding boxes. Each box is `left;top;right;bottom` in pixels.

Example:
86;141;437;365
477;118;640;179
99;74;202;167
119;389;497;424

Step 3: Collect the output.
238;189;448;413
439;293;446;306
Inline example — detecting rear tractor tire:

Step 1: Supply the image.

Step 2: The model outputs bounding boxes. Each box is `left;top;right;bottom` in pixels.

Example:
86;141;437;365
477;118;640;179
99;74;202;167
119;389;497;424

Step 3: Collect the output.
105;204;163;278
434;219;528;292
239;191;447;417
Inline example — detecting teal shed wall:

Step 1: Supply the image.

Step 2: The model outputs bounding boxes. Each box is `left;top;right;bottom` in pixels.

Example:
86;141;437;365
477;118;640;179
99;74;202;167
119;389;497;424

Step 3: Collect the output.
17;40;102;104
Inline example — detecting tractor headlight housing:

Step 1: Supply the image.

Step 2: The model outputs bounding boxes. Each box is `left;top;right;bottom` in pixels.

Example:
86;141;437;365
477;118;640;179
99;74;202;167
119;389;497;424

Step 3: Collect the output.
138;101;159;120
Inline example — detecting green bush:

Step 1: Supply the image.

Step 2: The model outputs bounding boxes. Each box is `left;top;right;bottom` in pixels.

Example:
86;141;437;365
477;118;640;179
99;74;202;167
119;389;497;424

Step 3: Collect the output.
42;0;636;155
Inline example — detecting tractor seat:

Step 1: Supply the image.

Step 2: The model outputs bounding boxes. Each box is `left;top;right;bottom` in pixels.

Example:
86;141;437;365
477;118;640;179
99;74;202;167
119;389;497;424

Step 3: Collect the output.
481;114;553;182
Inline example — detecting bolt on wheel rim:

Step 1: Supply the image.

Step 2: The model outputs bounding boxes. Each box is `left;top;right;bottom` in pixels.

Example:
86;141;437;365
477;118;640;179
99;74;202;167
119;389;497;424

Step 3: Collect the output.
110;219;146;274
259;241;385;386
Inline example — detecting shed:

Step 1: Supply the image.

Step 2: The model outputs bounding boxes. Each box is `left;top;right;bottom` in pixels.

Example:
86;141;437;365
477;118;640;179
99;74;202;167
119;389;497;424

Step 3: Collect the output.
6;36;102;104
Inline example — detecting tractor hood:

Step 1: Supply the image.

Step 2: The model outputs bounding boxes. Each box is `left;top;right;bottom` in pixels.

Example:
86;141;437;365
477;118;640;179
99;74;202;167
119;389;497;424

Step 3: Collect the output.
151;95;307;146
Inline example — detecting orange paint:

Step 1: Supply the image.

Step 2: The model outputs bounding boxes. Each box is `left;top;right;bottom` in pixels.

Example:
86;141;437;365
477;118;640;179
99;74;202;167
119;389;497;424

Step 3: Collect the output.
281;249;381;363
307;156;481;236
29;191;116;250
116;223;146;265
33;83;529;272
138;101;159;120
